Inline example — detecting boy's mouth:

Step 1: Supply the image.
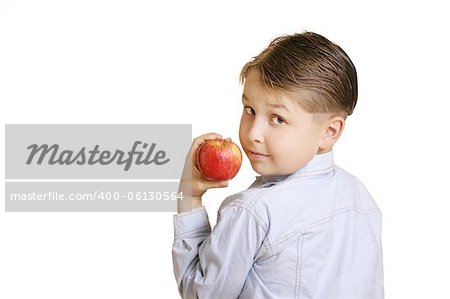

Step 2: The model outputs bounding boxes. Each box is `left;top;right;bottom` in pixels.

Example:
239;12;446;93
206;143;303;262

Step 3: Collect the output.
246;149;269;159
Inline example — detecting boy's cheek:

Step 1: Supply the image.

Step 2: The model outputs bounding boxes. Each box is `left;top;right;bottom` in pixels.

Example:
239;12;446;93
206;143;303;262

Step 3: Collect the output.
238;126;247;145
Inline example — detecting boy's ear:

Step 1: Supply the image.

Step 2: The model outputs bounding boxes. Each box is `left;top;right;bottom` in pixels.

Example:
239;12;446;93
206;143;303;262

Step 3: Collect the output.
319;116;346;152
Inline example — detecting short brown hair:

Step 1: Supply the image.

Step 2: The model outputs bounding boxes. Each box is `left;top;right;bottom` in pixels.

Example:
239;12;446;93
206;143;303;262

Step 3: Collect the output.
240;32;358;116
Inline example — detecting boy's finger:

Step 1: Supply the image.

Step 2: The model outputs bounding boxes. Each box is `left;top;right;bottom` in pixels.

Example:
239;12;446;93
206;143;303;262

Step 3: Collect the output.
192;133;223;147
206;180;229;189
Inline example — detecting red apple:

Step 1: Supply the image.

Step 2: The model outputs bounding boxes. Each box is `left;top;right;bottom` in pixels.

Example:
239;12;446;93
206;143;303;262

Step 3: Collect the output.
196;139;242;181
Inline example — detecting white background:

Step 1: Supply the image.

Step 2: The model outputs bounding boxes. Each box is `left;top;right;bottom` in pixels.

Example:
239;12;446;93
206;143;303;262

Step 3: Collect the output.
1;0;449;298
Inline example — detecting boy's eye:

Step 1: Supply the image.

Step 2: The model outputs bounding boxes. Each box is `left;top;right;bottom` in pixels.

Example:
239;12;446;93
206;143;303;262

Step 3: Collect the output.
244;107;255;115
272;116;285;124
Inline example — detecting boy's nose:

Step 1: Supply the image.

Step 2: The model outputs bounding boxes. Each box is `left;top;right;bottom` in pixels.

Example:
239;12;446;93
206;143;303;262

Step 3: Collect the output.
248;120;265;144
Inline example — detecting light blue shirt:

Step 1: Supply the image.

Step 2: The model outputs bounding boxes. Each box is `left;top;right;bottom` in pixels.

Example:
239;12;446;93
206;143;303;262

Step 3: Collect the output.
172;151;384;298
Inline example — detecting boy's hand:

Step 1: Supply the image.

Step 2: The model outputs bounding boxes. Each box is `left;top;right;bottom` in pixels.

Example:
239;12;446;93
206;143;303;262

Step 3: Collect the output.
177;133;229;213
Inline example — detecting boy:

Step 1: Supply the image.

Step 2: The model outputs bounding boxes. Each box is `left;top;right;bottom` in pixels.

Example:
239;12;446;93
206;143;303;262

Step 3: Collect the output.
172;32;384;298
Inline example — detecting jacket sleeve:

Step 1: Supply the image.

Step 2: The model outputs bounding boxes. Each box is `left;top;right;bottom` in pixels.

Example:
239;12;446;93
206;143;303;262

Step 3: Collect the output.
172;204;266;299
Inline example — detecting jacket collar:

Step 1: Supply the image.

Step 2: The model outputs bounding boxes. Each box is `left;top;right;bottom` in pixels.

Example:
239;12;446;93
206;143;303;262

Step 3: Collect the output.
288;150;334;179
252;151;335;188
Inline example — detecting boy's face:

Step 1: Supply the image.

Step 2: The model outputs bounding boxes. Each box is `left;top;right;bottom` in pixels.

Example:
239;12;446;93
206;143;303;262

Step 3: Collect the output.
239;71;329;176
